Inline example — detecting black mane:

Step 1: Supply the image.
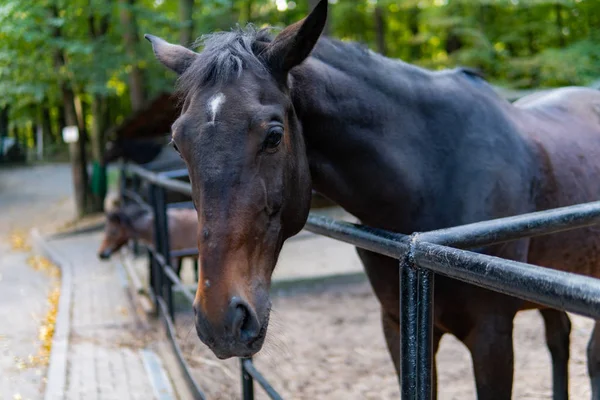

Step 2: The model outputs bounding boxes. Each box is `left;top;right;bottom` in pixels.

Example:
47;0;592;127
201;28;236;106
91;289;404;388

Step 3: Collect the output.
177;25;274;98
177;23;489;100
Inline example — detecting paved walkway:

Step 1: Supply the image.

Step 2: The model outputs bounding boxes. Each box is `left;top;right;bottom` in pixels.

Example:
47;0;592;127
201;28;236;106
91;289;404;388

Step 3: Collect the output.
41;231;175;400
0;164;74;400
0;241;57;400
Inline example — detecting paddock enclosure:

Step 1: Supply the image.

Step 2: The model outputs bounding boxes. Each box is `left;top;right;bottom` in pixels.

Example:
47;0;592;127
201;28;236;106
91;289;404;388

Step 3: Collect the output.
119;162;600;400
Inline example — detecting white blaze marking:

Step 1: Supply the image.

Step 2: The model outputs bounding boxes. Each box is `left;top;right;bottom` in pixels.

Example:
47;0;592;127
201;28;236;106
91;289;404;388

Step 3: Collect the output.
208;93;226;125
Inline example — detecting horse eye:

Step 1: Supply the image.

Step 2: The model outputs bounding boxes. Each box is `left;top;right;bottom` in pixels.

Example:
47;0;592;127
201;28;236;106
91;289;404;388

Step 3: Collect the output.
264;126;283;151
170;140;180;154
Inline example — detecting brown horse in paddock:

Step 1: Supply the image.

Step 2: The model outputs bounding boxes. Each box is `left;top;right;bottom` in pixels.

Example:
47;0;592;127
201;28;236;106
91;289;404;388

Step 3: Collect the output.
97;203;199;280
145;1;600;398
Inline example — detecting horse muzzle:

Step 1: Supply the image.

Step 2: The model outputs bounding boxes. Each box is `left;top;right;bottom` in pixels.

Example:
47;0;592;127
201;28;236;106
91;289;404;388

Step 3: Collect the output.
193;297;269;359
97;249;112;260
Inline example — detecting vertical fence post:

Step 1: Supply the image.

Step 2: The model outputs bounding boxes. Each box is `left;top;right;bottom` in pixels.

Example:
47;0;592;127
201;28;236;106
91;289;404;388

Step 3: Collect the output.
119;162;127;204
154;185;174;320
131;173;141;256
417;269;434;400
149;184;164;312
400;237;434;400
400;258;419;399
241;358;254;400
147;248;157;309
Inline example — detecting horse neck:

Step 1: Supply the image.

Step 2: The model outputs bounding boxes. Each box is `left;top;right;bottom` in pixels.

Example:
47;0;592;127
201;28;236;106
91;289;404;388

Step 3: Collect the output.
289;42;531;231
289;49;435;228
129;213;154;244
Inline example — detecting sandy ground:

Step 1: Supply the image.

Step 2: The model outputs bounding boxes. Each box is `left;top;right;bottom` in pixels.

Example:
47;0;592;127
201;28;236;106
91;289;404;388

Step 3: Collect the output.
174;280;595;400
0;163;74;400
120;191;597;399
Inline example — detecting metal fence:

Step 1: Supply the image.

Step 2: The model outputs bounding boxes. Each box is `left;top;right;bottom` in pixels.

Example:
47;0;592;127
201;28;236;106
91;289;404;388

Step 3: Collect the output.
120;162;600;400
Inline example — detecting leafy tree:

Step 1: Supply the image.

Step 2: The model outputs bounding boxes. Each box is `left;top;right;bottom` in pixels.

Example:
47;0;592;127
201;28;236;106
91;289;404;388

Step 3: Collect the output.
0;0;598;214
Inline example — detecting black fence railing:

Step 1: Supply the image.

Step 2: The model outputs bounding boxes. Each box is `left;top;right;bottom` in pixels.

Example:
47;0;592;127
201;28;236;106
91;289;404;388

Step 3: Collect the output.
120;161;600;400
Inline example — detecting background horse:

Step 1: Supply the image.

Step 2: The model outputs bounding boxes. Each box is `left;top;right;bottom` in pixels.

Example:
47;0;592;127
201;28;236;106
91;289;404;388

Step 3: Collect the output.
97;202;199;279
146;1;600;398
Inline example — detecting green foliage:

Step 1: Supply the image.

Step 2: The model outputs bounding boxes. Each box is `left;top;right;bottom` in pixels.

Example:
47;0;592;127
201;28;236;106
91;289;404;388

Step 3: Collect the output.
0;0;598;152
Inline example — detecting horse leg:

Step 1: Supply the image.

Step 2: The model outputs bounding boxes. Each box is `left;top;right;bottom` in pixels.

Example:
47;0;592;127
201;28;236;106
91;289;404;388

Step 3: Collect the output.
540;308;571;400
464;313;516;400
381;310;400;377
587;321;600;399
381;309;443;399
355;248;400;361
356;247;444;398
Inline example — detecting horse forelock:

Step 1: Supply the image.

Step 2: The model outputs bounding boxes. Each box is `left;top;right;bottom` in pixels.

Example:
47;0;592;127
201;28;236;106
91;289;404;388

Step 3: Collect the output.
176;25;274;100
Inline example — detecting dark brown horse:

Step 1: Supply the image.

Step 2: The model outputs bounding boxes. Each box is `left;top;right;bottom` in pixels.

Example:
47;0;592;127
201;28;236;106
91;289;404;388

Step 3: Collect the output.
97;203;199;279
145;1;600;398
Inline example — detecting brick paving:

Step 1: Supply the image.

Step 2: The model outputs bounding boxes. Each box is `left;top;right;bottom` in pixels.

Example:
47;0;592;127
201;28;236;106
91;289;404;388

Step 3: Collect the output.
48;232;164;400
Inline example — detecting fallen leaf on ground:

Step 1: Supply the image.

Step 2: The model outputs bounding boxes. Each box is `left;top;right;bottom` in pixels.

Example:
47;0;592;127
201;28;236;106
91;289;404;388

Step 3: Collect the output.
10;232;31;251
27;256;60;278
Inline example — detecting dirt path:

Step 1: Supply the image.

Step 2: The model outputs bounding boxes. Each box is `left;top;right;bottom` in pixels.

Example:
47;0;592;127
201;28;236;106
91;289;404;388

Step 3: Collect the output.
0;164;74;400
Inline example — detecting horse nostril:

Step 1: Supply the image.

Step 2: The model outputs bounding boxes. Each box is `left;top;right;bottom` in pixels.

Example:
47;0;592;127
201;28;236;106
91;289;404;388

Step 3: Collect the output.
228;298;260;343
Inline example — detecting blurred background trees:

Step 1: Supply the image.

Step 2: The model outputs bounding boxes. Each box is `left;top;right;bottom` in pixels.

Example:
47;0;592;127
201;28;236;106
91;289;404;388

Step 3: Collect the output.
0;0;598;211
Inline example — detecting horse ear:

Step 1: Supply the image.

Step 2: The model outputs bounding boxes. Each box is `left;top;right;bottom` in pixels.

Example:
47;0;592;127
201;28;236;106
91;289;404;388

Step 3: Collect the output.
263;0;327;76
144;34;198;75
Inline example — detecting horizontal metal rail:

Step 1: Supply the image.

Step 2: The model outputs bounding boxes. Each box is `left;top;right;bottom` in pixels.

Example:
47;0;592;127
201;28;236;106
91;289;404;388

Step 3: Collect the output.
167;201;195;210
413;241;600;319
147;247;197;305
159;168;191;179
121;188;152;211
157;297;207;400
127;164;192;196
418;201;600;248
305;215;410;258
170;248;199;258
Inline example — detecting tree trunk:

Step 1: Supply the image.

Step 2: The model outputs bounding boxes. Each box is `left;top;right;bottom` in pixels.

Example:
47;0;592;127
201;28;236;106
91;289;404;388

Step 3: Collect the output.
525;8;539;87
36;105;52;160
408;7;420;60
179;0;194;46
63;86;90;217
119;0;146;112
41;106;53;143
0;106;8;163
52;4;90;217
556;4;565;47
88;1;112;212
57;104;66;134
238;0;254;24
374;6;387;56
91;95;107;162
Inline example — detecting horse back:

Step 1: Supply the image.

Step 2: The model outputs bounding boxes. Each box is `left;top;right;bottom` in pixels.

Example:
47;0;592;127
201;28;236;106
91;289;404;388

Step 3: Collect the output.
167;208;199;251
513;87;600;276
